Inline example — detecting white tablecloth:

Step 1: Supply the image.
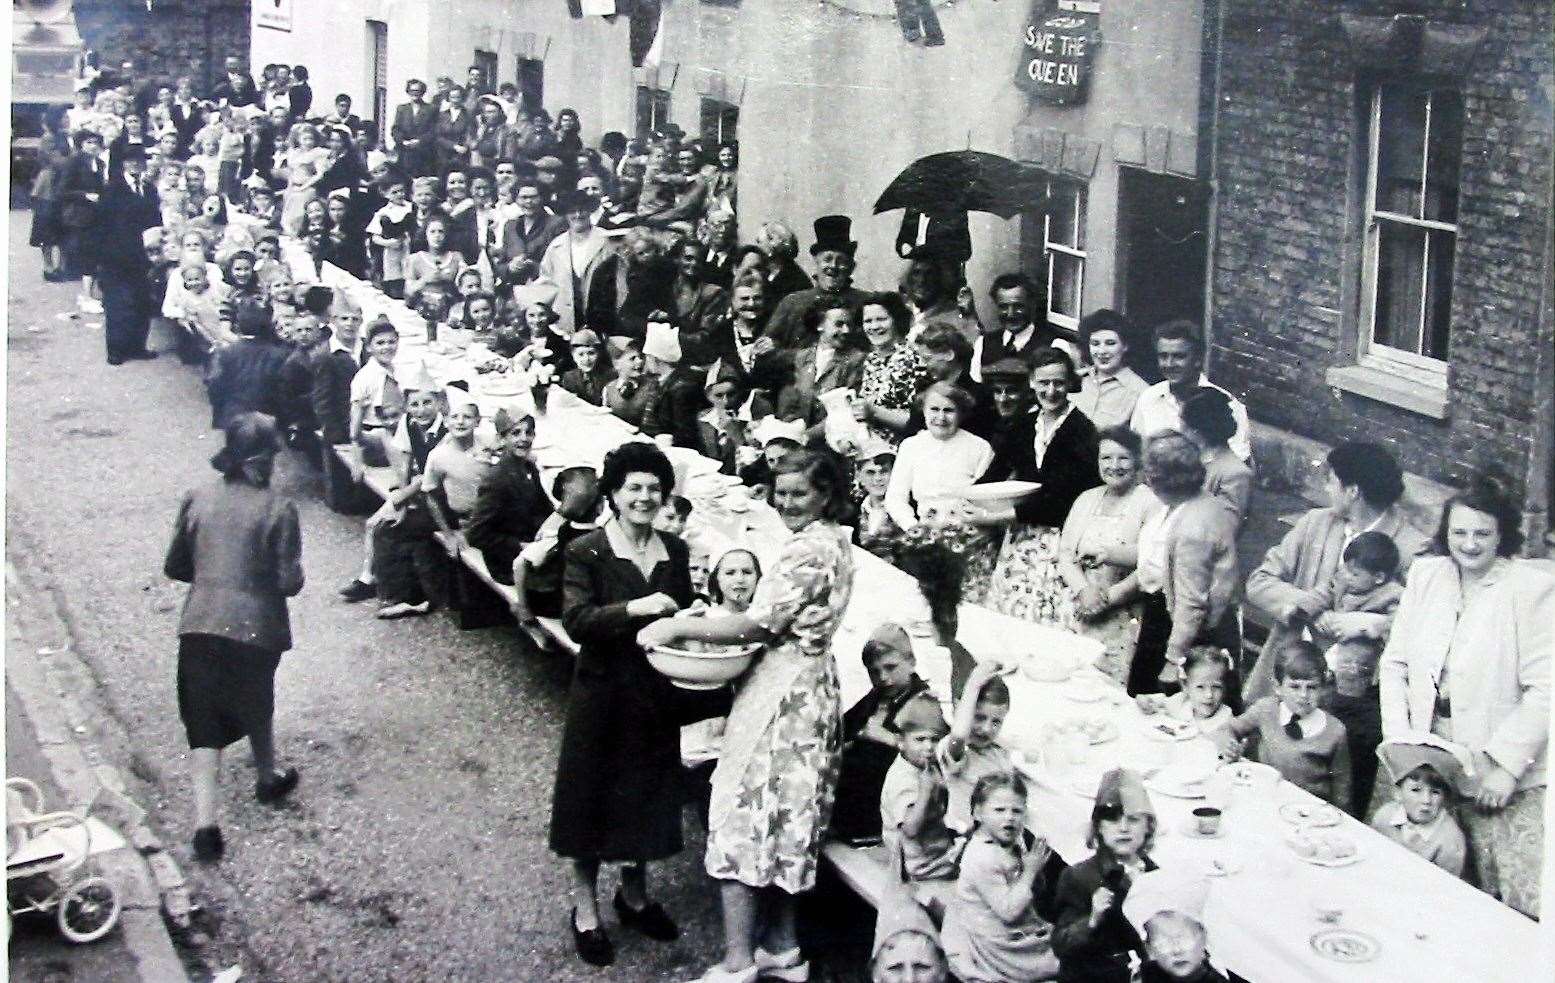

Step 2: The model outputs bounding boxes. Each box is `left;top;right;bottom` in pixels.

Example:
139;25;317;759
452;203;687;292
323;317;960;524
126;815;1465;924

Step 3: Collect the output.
288;248;1540;982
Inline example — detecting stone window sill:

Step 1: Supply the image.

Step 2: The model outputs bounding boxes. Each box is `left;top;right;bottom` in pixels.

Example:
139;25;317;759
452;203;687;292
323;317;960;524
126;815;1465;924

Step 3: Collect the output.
1325;363;1449;419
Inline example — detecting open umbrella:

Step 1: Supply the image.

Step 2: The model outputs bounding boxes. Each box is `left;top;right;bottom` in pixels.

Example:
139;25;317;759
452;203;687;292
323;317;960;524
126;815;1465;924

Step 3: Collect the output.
873;150;1051;219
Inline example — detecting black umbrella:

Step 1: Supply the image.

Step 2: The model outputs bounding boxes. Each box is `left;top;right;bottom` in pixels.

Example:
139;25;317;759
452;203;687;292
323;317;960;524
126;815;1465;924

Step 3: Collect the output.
873;150;1052;220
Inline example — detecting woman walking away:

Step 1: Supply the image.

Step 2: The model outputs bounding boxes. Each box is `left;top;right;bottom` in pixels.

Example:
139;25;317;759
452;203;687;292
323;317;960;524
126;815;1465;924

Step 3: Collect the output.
164;413;303;864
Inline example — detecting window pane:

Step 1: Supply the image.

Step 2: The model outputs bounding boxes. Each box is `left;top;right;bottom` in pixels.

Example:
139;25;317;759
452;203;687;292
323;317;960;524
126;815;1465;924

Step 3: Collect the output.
1424;90;1463;224
1375;85;1427;217
636;87;653;139
1047;184;1079;248
1373;220;1426;354
1073;186;1087;250
1423;229;1454;360
1049;252;1083;320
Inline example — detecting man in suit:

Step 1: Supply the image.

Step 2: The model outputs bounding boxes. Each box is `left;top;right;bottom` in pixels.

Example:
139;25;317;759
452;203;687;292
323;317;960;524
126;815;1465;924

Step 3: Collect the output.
433;86;472;175
168;76;204;154
390;79;438;178
537;191;613;339
701;209;738;288
499;181;567;285
970;273;1079;380
212;56;259;108
94;148;162;364
288;65;314;121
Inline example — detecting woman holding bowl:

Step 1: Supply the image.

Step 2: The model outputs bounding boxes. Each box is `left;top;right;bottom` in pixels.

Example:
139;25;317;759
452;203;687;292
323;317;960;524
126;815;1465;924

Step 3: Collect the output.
1379;481;1553;918
974;349;1101;626
549;442;693;967
1058;427;1162;684
639;451;856;983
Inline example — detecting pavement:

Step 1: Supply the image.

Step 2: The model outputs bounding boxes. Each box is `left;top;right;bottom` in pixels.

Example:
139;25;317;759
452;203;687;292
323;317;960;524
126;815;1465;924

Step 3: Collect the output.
5;208;889;982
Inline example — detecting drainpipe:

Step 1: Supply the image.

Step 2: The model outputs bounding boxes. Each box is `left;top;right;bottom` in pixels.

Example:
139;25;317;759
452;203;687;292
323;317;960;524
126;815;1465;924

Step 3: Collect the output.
1200;0;1225;353
1524;170;1554;557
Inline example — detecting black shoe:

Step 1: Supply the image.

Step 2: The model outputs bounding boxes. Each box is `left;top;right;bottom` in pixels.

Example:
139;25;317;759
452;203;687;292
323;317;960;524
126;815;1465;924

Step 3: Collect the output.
338;579;376;603
107;355;125;366
613;889;680;941
571;908;614;966
192;825;224;862
255;767;299;804
125;349;159;360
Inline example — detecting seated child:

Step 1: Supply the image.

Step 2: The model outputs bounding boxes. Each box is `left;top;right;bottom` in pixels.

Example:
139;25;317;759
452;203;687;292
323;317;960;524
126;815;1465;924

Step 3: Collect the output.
1053;769;1158;983
281;162;318;236
421;387;497;528
167;260;235;356
458;290;500;339
653;495;693;538
832;623;932;842
465;410;555;589
559;329;617;406
740;417;805;498
1213;641;1352;813
1307;530;1402;816
367;177;412;298
699;361;757;474
1136;647;1234;735
602;341;660;428
349;318;410;468
511;466;602;629
939;662;1014;834
369;384;449;619
1141;911;1227;983
879;695;960;886
247;182;281;231
405;215;468;300
1370;741;1469;878
855;439;902;558
942;772;1059;983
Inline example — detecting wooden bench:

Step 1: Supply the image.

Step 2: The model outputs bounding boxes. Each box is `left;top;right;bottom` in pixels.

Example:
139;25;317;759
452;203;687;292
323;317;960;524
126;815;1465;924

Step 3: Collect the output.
819;841;954;922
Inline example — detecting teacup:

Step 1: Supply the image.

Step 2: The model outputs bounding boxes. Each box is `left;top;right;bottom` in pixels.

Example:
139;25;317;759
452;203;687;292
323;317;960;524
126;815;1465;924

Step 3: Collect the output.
1192;806;1223;837
1312;899;1343;924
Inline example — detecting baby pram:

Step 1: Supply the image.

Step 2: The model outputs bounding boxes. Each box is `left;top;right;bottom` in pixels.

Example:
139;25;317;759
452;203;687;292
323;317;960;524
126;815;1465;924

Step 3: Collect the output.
6;777;123;943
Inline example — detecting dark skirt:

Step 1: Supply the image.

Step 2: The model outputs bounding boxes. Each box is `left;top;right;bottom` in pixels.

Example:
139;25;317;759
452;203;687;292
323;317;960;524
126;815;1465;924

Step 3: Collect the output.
1129;593;1242;709
548;649;687;862
29;199;63;248
177;634;283;749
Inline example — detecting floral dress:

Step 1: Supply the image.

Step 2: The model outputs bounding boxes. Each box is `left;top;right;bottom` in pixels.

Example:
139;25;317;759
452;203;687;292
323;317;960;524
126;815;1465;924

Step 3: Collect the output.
705;521;855;893
859;341;933;449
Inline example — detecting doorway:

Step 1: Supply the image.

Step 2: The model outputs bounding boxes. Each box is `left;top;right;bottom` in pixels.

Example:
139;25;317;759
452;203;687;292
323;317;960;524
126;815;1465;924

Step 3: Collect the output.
1118;168;1209;336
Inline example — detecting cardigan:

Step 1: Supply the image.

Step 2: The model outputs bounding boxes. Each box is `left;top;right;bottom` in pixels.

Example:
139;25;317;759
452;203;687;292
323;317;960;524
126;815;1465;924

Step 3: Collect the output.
1052;852;1156;983
982;406;1101;529
1225;696;1352;809
1161;493;1242;662
1379;556;1553;791
885;429;995;531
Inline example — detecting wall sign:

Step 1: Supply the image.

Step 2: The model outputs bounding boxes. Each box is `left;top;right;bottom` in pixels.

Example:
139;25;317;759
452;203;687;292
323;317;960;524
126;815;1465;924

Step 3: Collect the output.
1016;0;1099;105
256;0;293;33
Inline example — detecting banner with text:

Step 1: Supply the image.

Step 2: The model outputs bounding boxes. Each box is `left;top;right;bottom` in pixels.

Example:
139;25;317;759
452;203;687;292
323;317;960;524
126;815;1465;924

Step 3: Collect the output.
1016;1;1099;105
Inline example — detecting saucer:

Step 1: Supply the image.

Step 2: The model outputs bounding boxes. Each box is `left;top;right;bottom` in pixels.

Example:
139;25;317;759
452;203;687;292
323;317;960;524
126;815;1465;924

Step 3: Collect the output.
1181;823;1225;840
1309;928;1379;963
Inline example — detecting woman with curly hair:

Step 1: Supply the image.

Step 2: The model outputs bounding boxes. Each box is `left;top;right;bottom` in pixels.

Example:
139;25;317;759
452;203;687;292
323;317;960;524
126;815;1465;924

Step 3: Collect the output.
853;291;935;451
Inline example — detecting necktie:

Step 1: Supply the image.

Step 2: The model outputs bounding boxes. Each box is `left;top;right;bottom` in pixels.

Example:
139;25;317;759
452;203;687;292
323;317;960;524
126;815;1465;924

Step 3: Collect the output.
1284;713;1303;741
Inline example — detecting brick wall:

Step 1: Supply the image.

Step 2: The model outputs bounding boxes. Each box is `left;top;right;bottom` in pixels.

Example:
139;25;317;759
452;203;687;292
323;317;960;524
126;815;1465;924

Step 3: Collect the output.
73;0;252;94
1209;0;1555;501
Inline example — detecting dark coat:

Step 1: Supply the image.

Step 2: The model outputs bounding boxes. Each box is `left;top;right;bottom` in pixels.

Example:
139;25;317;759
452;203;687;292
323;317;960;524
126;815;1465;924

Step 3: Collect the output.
390;100;438;176
549;527;694;860
90;174;160;274
764;286;869;351
163;478;304;653
774;346;865;429
641;367;708;449
767;259;813;305
559;364;616;406
982;408;1102;527
433;108;472;171
464;454;554;584
978;322;1072;373
288;82;314;121
212;75;259;108
205;338;290;430
310;345;359;445
499;213;566;269
1052;853;1157;983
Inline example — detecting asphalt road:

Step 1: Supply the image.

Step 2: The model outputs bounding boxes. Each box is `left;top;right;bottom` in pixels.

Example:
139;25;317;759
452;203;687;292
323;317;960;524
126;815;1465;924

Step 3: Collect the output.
6;211;839;982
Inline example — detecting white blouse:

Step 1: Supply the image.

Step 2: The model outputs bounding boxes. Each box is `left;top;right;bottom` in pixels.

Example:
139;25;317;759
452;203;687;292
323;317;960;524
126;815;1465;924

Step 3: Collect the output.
884;428;995;531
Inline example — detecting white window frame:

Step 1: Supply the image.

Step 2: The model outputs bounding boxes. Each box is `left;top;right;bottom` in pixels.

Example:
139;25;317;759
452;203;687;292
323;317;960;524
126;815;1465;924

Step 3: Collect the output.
1358;83;1457;388
1042;178;1087;333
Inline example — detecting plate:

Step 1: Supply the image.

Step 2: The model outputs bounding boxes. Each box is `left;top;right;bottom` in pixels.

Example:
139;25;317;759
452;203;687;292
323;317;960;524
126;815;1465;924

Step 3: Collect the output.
1309;928;1380;963
1181;823;1225;840
1278;802;1342;828
1142;718;1198;741
957;480;1042;504
1063;680;1112;704
1288;832;1362;867
1145;776;1209;799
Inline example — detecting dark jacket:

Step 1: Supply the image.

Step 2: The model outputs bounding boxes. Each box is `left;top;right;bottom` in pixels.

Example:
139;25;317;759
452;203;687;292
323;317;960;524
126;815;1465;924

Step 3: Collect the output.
390;100;438;176
763;285;869;350
977;322;1072;373
433;107;472;170
310;345;359;445
212;74;260;108
164;478;304;652
278;342;324;432
559;364;616;406
464;454;554;584
288;82;314;121
767;259;813;305
499;213;567;269
1053;853;1157;983
641;367;707;449
774;346;865;429
982;407;1101;528
205;337;290;430
90;174;160;274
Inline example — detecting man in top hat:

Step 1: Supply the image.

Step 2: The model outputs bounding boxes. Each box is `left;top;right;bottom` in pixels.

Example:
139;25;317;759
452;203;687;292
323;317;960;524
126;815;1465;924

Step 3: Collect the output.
764;215;870;351
392;79;439;178
94;145;163;364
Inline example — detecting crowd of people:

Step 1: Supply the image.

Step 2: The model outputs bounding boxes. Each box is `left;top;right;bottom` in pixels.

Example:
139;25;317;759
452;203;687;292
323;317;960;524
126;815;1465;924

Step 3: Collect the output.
37;52;1549;983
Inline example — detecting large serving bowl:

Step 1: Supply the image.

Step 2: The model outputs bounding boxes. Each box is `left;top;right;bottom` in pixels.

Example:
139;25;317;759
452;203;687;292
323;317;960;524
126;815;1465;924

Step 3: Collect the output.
647;643;761;690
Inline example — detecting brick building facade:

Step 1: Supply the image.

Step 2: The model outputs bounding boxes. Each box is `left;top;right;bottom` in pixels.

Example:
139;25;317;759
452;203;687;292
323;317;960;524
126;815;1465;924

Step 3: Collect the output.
1207;0;1554;545
74;0;252;93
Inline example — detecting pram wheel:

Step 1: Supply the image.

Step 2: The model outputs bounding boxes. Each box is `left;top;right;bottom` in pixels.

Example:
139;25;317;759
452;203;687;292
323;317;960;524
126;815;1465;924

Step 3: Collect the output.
56;876;120;943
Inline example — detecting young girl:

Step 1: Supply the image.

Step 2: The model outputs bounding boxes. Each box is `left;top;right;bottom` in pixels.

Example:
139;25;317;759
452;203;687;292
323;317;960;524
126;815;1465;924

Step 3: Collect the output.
367;178;413;298
559;330;616;406
705;548;761;616
1053;769;1157;983
1136;647;1233;734
281;161;319;236
939;662;1014;834
941;772;1059;983
1213;641;1352;813
405;215;467;299
1370;741;1468;877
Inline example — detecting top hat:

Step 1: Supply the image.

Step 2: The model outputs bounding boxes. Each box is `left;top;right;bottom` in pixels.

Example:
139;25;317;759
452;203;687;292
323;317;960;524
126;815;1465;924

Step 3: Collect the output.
810;215;858;257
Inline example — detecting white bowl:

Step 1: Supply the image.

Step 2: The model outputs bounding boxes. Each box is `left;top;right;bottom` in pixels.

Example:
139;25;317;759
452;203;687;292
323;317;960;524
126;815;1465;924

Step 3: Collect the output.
647;643;760;690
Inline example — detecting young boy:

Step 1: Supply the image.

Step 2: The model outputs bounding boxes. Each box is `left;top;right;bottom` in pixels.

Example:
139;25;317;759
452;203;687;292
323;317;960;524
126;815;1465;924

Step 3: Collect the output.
880;694;960;886
1214;641;1352;813
559;329;616;406
856;439;901;558
1306;530;1403;815
939;661;1014;833
349;318;409;467
653;495;693;538
370;383;448;619
465;410;555;592
832;623;933;842
1371;741;1469;877
1141;911;1227;983
511;466;602;635
420;387;495;528
246;181;281;231
740;417;804;498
